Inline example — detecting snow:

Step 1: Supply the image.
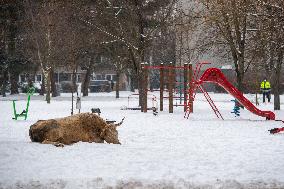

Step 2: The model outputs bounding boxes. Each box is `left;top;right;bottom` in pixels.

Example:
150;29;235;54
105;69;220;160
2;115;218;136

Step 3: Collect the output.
0;92;284;189
220;65;233;70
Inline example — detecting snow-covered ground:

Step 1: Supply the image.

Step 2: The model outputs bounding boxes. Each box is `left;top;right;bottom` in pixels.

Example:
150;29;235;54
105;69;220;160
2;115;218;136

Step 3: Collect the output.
0;92;284;189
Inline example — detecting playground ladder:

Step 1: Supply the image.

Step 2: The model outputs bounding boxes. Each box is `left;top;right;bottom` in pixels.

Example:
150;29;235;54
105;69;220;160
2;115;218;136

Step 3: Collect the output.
184;62;224;120
184;62;208;119
198;85;224;120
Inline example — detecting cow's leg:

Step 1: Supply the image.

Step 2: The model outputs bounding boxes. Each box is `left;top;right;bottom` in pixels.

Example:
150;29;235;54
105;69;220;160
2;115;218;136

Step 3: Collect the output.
42;139;65;147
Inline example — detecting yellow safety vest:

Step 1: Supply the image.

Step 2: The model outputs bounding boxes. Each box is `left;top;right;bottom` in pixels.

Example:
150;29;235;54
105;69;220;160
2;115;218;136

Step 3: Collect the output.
260;81;271;89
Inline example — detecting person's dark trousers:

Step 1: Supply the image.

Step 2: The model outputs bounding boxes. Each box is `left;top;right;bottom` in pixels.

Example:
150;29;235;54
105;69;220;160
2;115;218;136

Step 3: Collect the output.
263;92;266;103
263;91;271;103
267;91;271;102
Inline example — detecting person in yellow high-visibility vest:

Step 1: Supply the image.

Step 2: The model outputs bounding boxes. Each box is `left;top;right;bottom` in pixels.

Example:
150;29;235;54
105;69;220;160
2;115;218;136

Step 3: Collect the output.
260;78;271;103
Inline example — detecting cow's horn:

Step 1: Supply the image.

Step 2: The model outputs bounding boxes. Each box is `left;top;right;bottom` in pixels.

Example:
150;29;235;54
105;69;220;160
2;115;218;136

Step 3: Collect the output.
115;117;125;127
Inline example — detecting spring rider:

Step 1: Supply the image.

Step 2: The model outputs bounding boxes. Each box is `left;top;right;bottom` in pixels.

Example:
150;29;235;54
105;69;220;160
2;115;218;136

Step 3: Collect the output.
231;99;241;117
12;87;35;120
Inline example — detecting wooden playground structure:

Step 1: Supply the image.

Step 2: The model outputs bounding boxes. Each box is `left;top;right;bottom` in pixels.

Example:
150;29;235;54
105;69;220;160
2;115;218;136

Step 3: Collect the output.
141;62;194;114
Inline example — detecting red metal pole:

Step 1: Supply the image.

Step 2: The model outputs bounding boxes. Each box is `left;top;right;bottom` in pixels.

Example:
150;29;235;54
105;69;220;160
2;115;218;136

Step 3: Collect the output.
184;63;188;112
169;63;174;113
160;63;164;111
188;64;193;113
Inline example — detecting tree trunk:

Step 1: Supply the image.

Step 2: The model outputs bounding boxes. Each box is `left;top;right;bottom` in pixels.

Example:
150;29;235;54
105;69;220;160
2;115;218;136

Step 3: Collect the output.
10;73;19;94
116;72;120;98
274;78;280;110
274;50;283;110
27;73;34;88
82;56;95;97
72;70;77;93
0;79;4;97
82;68;91;96
127;2;145;108
138;75;143;108
40;72;45;95
1;82;6;97
130;73;136;92
7;5;16;58
1;71;8;97
128;49;138;93
45;71;51;104
235;69;244;92
45;2;52;103
50;68;58;97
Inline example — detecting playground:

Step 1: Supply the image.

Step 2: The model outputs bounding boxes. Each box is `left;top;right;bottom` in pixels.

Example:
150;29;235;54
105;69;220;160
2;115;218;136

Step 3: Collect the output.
0;87;284;188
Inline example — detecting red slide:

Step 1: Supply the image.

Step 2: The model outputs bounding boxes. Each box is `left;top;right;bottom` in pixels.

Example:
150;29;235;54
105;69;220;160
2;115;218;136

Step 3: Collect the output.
196;68;275;120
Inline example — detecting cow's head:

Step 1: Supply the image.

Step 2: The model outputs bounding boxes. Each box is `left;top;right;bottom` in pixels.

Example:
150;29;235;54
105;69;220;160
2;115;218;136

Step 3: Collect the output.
100;124;121;144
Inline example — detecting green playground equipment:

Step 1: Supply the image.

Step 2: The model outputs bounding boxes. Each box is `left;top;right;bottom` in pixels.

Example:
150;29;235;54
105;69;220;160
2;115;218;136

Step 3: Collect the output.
12;87;35;120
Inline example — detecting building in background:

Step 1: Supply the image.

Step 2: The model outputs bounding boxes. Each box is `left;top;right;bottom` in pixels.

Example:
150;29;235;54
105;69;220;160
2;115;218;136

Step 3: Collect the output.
18;55;130;93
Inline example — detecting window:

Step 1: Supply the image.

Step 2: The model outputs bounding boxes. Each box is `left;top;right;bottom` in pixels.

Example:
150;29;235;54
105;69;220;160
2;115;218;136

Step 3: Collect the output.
80;66;87;71
106;75;112;81
96;74;102;80
54;73;59;83
96;74;105;80
91;74;95;80
100;56;104;63
20;75;26;82
36;75;42;82
105;74;117;81
60;73;71;81
112;75;117;82
77;74;82;83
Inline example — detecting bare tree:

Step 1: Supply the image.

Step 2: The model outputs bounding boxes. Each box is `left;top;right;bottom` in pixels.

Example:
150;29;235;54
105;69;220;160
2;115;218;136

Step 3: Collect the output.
103;42;131;98
24;0;92;101
200;0;255;91
252;1;284;110
25;0;60;103
79;0;177;108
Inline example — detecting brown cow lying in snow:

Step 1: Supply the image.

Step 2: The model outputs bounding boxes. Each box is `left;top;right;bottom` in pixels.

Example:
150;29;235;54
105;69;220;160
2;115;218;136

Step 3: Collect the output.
29;113;124;147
